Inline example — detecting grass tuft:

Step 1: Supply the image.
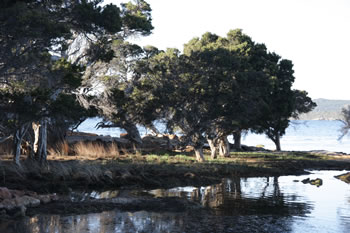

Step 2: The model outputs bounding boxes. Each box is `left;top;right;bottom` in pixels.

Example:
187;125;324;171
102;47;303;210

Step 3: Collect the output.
48;141;70;157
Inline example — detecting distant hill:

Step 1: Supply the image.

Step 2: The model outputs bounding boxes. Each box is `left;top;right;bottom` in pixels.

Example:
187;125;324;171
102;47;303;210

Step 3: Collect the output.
297;98;350;120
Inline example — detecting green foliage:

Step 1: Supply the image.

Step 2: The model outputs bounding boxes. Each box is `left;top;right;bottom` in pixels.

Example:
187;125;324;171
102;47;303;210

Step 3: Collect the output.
0;0;154;162
121;0;154;35
133;29;315;152
252;57;316;150
52;58;84;88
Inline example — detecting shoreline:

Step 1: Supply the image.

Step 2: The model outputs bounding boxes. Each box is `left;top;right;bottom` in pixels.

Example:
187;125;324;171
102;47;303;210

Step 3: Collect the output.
1;150;350;219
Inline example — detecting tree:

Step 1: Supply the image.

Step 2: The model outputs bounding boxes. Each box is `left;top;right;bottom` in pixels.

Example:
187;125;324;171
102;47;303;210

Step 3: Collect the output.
77;41;158;145
137;29;314;158
252;58;316;151
137;31;243;161
0;0;153;165
73;1;154;145
182;30;272;157
339;106;350;140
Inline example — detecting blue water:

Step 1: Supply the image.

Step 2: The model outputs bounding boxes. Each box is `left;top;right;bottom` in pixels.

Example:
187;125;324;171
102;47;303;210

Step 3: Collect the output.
77;119;350;153
5;170;350;233
238;120;350;153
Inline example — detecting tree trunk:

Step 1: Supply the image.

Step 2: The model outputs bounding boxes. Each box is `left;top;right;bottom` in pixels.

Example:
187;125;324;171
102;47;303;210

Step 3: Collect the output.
13;124;29;166
32;121;41;159
233;130;242;151
194;145;205;162
207;138;217;159
33;118;48;163
26;139;35;160
38;118;48;164
218;137;230;157
146;122;160;135
124;122;142;145
13;130;22;166
274;133;281;151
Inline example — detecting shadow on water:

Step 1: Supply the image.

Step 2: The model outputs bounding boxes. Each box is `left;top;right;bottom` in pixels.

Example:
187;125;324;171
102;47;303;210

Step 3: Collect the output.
2;170;350;233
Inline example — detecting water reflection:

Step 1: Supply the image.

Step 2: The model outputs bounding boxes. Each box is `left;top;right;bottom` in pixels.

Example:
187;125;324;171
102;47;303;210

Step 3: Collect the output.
4;211;184;233
147;176;309;216
1;171;350;233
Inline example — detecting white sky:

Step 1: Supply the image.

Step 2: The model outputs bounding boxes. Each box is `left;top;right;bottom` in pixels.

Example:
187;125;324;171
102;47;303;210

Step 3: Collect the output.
107;0;350;100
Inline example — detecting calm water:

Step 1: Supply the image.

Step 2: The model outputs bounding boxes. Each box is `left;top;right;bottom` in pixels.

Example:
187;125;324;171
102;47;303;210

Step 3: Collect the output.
3;170;350;233
239;120;350;153
77;119;350;153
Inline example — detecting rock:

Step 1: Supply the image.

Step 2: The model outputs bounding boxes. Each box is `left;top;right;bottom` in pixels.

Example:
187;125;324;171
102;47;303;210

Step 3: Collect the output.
0;187;12;200
24;191;38;197
73;171;90;180
184;172;195;178
301;178;310;184
310;178;323;187
0;199;16;210
104;170;113;179
10;190;25;198
0;187;59;218
241;145;269;152
49;194;59;201
301;178;323;187
335;172;350;184
15;196;40;207
38;195;52;204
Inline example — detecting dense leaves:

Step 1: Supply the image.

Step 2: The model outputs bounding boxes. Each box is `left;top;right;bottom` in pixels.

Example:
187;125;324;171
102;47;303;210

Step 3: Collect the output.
1;0;314;164
0;0;154;164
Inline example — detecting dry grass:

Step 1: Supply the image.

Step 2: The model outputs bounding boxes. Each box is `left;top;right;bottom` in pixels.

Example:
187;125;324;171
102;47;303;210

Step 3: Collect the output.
48;141;70;156
73;141;120;159
0;142;12;158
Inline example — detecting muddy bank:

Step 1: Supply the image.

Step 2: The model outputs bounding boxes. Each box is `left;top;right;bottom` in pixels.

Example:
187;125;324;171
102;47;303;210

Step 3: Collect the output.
1;153;350;194
0;187;58;219
1;151;350;219
335;172;350;184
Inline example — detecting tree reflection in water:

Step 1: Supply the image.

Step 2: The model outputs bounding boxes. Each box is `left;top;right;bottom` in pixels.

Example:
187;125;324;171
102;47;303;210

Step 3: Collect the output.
175;176;310;216
0;176;316;233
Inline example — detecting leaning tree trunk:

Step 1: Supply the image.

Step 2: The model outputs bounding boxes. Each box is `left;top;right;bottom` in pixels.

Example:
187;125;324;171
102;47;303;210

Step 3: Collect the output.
145;122;160;135
207;138;217;159
233;130;242;151
13;123;29;166
123;122;142;145
218;136;230;157
274;133;281;151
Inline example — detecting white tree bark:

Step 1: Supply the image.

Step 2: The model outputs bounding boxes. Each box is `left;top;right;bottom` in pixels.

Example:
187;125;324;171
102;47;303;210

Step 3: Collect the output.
32;118;48;163
32;121;41;155
218;137;230;157
207;138;217;159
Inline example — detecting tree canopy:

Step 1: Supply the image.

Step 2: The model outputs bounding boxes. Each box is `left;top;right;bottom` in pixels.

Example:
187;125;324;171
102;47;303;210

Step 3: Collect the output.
0;0;154;165
1;1;315;164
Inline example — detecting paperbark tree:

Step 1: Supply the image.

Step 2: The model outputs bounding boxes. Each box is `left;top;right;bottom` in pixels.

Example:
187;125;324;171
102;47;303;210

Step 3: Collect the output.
0;0;153;164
